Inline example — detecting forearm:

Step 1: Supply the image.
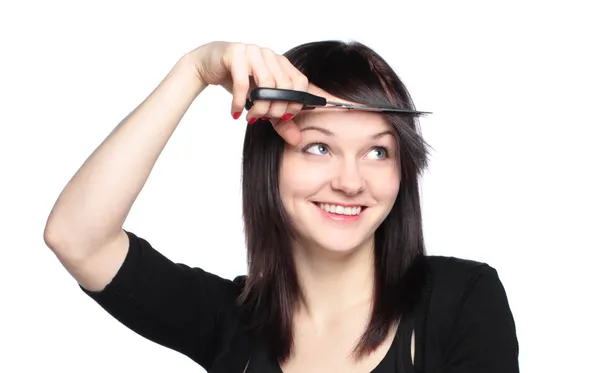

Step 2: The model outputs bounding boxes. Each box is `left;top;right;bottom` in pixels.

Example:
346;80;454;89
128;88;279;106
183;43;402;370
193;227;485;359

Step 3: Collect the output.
44;55;206;257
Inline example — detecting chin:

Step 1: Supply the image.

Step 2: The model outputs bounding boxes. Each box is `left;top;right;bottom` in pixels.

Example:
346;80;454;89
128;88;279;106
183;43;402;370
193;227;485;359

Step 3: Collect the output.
315;240;368;255
303;229;375;256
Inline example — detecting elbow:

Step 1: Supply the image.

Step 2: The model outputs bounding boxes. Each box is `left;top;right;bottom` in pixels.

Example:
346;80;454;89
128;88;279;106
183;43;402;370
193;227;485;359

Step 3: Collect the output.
43;217;67;253
43;215;122;264
43;214;79;255
43;220;89;266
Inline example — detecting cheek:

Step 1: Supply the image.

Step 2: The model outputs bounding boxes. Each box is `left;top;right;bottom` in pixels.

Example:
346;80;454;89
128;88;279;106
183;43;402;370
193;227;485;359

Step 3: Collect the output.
279;153;330;200
378;183;400;203
365;165;401;201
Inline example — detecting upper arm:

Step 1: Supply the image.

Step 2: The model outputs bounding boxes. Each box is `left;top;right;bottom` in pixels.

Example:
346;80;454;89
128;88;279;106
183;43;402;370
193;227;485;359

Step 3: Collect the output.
443;265;520;373
79;230;240;370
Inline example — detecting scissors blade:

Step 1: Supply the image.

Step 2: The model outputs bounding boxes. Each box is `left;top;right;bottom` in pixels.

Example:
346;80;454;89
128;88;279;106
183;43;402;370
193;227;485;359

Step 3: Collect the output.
324;101;431;115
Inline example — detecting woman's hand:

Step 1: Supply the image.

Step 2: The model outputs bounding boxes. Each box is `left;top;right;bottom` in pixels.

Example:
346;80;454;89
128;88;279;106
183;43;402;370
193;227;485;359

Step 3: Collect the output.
186;41;308;145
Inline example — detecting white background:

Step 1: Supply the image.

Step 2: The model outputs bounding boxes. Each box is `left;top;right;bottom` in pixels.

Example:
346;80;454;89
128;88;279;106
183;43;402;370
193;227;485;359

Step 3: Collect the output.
1;1;598;372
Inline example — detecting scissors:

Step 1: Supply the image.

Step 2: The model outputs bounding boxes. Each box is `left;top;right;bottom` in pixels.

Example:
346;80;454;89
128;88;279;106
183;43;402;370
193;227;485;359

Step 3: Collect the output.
244;87;431;116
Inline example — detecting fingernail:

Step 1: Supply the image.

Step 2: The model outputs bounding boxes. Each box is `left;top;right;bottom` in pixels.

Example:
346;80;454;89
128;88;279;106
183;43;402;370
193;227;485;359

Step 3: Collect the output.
261;117;270;121
248;118;257;124
232;112;242;120
281;113;294;121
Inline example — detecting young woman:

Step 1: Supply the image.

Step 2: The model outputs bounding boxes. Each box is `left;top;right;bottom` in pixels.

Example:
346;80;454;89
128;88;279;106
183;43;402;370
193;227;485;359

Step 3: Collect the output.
44;40;519;373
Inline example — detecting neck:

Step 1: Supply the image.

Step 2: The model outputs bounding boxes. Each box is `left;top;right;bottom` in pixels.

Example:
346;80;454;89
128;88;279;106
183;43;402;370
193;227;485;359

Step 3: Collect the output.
292;237;375;327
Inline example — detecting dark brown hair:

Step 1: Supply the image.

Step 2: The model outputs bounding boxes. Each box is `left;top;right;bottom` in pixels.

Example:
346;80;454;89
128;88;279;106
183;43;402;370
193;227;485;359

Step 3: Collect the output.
240;40;430;363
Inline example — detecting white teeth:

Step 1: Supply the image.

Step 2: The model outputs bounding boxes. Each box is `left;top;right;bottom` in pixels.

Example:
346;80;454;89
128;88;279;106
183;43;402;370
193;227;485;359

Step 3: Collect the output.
318;203;362;216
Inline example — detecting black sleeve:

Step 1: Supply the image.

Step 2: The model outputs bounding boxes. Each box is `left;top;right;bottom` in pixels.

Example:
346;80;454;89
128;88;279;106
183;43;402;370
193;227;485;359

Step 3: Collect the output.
79;230;241;370
443;265;520;373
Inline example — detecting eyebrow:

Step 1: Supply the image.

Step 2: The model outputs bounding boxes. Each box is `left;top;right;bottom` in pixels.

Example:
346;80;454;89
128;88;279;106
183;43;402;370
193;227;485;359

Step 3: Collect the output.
300;126;395;140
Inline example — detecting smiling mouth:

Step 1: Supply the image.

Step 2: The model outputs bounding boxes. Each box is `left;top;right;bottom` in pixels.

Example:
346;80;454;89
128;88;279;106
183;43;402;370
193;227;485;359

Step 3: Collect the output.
312;202;367;219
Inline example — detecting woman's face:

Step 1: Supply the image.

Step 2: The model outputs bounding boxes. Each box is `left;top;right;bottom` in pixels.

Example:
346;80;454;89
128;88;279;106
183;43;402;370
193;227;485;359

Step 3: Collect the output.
279;86;401;255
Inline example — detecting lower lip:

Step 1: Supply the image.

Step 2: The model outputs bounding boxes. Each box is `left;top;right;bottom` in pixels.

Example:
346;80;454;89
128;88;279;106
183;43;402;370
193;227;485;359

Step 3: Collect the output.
314;203;365;222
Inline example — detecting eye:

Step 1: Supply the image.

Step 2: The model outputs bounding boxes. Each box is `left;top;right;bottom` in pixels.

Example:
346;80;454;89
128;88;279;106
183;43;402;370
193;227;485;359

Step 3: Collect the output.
366;146;389;160
304;143;329;156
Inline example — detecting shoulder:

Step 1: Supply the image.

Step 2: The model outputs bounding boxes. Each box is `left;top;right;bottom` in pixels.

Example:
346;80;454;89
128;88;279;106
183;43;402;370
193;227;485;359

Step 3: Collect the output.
421;255;507;313
423;255;504;299
424;254;494;278
416;255;519;369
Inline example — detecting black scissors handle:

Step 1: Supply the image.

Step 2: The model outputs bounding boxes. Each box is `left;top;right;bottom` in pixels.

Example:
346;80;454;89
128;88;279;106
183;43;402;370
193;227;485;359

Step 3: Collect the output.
245;88;325;111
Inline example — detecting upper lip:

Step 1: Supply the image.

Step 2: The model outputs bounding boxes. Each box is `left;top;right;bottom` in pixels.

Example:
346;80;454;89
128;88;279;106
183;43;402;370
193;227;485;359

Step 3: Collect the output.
313;201;367;208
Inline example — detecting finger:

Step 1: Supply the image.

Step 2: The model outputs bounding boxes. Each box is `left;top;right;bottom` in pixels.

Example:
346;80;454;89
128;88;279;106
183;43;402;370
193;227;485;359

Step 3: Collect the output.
245;45;275;122
272;118;302;146
228;44;250;119
278;55;310;120
261;49;293;120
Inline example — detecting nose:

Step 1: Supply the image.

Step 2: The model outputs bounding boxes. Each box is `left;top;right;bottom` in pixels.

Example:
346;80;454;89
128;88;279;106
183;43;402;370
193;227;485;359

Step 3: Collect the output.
331;160;365;196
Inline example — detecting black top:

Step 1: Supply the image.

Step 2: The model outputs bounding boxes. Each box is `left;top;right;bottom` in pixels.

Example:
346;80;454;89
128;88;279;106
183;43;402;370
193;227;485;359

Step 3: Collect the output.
80;231;519;373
